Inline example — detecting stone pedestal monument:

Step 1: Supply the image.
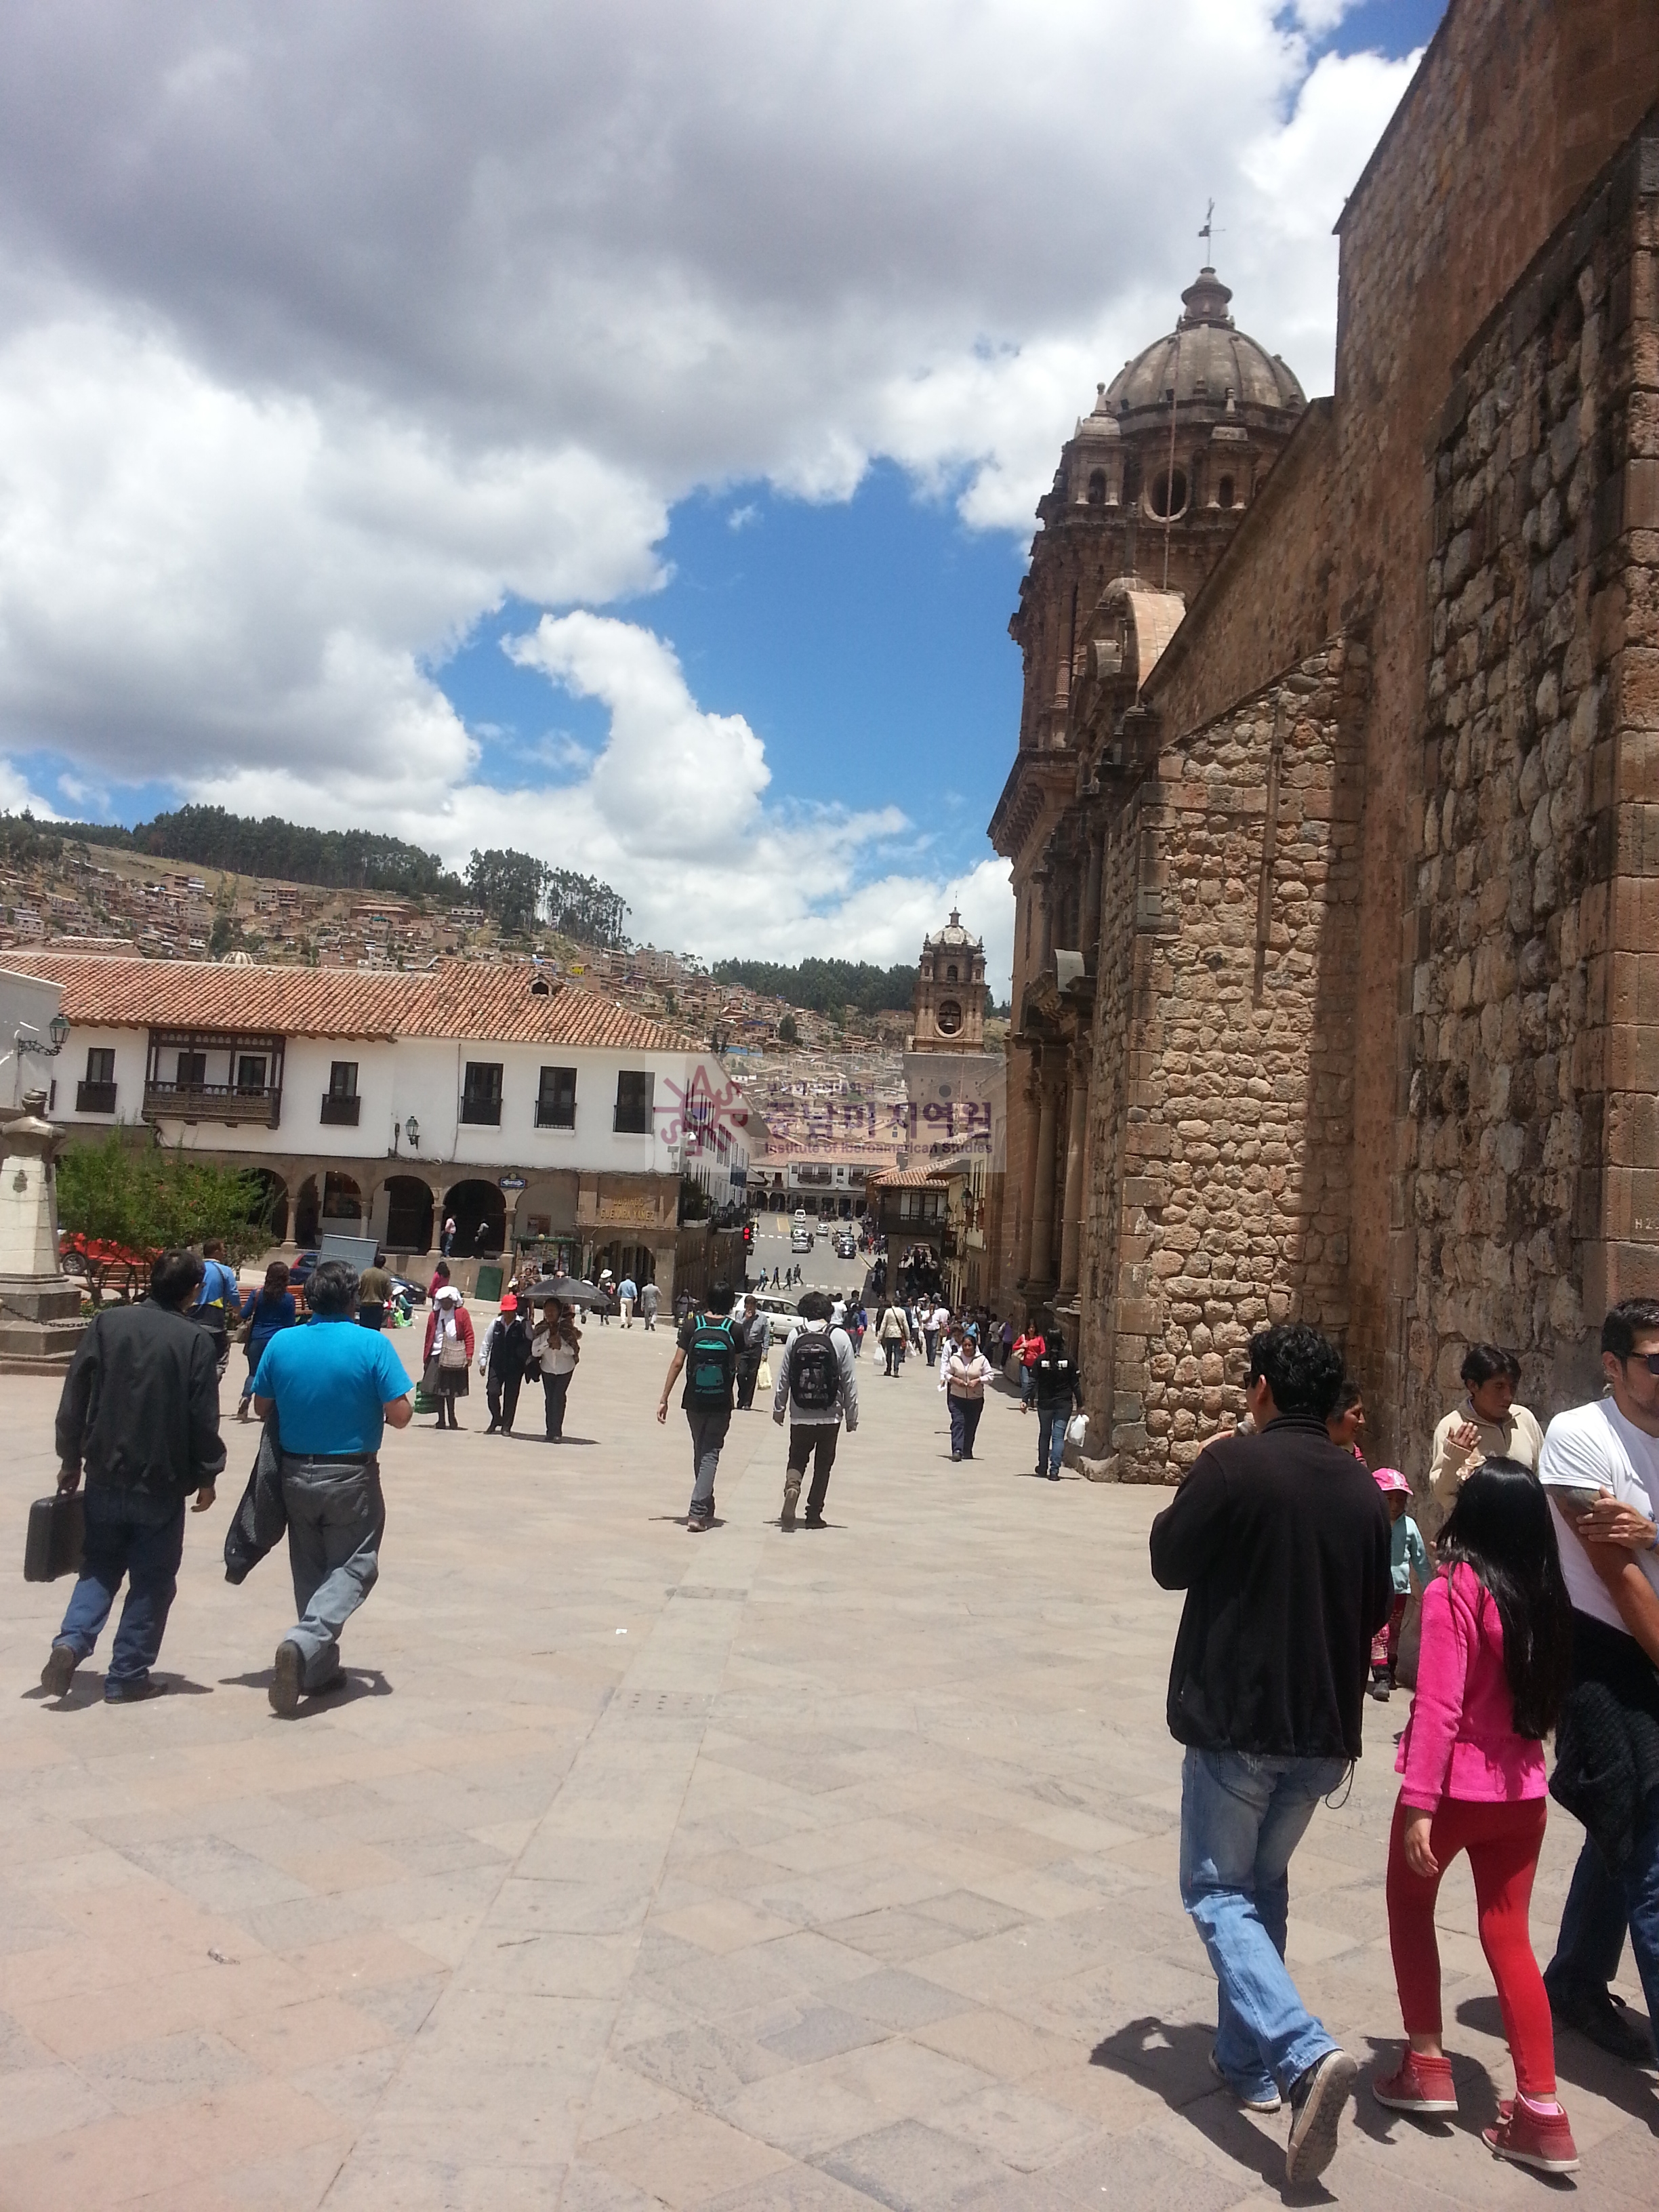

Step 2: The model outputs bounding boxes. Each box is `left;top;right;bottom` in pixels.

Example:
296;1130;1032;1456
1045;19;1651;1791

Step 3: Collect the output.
0;1090;83;1370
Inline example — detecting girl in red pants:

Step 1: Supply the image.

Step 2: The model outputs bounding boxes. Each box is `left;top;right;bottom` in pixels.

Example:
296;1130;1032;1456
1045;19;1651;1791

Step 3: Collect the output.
1374;1457;1578;2175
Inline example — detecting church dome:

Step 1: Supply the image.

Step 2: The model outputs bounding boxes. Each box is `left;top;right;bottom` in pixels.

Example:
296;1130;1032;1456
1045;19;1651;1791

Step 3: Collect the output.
1103;266;1305;417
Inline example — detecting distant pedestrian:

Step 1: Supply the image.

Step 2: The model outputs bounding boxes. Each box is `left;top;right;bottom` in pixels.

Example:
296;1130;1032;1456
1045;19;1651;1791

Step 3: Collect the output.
657;1281;738;1532
422;1285;474;1430
640;1279;661;1332
356;1262;392;1334
1149;1322;1390;2186
1033;1328;1082;1481
479;1294;531;1435
1427;1345;1542;1534
771;1265;781;1289
1326;1374;1367;1460
618;1273;638;1326
41;1249;226;1705
597;1267;615;1324
247;1259;413;1715
236;1260;296;1421
1372;1460;1578;2174
534;1298;582;1440
440;1215;456;1257
852;1304;867;1356
878;1301;907;1377
1369;1469;1429;1699
773;1290;857;1530
922;1303;943;1366
428;1258;451;1302
192;1237;238;1372
1012;1324;1044;1412
735;1295;768;1410
945;1332;994;1462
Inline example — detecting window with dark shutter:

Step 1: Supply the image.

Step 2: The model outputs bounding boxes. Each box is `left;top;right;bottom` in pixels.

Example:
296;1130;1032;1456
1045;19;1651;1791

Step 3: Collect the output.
462;1061;504;1126
537;1065;577;1128
614;1070;653;1134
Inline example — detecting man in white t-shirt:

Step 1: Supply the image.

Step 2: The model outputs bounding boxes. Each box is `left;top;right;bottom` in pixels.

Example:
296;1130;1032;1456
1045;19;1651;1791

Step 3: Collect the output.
1537;1298;1659;2064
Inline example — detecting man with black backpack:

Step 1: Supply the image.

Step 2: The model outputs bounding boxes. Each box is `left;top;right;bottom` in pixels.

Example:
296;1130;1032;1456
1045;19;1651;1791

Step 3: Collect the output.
1033;1323;1082;1482
772;1289;857;1530
656;1279;739;1532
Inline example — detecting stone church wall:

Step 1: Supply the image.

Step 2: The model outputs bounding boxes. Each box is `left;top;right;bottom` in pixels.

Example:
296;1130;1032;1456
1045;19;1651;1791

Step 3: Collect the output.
1085;642;1367;1481
1404;119;1659;1450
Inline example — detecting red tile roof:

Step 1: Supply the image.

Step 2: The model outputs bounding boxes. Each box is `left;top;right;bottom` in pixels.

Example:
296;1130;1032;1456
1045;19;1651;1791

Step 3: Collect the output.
869;1165;956;1188
24;953;697;1052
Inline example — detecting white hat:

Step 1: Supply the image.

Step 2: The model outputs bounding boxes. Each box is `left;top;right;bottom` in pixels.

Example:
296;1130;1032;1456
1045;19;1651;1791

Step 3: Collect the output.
434;1284;462;1303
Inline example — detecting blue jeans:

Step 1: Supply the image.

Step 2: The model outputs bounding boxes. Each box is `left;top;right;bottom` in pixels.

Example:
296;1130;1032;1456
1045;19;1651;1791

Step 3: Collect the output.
1179;1746;1347;2098
1037;1406;1067;1477
57;1488;186;1689
1548;1819;1659;2042
1019;1364;1034;1405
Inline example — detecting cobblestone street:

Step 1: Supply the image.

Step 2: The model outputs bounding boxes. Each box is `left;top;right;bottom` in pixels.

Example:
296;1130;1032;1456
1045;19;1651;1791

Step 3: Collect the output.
2;1326;1654;2209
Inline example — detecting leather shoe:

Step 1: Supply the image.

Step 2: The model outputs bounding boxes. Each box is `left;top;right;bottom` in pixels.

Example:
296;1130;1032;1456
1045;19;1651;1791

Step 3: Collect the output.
1547;1975;1654;2062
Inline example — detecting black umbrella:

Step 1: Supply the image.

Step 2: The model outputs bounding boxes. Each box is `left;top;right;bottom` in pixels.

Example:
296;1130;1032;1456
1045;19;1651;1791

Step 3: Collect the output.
523;1275;604;1305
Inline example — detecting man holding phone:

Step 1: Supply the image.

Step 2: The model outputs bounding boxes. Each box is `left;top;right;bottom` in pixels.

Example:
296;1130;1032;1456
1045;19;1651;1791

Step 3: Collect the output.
1537;1298;1659;2064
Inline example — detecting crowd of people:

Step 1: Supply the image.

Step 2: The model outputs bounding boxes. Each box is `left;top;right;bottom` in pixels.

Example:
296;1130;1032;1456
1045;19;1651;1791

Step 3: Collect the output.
1147;1309;1659;2186
29;1233;1659;2196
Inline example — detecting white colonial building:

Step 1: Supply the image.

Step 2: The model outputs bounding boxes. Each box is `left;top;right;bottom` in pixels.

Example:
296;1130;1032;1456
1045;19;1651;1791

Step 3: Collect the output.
30;953;751;1293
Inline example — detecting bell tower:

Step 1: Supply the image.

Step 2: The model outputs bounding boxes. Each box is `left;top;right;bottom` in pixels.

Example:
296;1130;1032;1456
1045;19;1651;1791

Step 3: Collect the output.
910;910;986;1052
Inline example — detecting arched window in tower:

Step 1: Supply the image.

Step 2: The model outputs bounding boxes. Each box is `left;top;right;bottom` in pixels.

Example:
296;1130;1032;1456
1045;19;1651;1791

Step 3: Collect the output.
1086;469;1106;506
1147;468;1188;519
937;1000;963;1037
1217;474;1235;510
946;964;958;983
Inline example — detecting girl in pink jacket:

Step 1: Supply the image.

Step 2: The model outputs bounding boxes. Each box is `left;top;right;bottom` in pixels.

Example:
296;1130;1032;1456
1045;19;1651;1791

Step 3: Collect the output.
1373;1457;1577;2175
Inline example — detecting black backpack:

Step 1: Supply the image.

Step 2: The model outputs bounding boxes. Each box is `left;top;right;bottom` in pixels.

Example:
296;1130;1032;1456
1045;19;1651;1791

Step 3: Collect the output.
687;1316;738;1408
790;1328;840;1414
1035;1347;1076;1403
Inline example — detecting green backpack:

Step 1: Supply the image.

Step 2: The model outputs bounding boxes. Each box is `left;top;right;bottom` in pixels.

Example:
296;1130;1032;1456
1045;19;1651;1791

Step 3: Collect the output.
687;1316;737;1408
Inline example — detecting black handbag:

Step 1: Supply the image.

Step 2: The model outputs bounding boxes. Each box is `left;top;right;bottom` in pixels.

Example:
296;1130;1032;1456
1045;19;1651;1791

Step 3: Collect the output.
24;1491;85;1582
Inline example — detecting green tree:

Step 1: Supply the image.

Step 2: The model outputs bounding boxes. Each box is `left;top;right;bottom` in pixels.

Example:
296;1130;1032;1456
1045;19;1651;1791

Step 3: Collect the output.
777;1012;798;1046
58;1134;276;1305
208;914;236;958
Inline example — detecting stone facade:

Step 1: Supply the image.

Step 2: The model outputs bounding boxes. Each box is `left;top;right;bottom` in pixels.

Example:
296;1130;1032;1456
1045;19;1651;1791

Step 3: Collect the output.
1407;121;1659;1433
989;0;1659;1484
1082;643;1366;1478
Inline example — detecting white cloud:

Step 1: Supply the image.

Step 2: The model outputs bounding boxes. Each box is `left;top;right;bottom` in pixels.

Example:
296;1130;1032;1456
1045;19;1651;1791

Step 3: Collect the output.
0;757;57;817
0;2;1420;960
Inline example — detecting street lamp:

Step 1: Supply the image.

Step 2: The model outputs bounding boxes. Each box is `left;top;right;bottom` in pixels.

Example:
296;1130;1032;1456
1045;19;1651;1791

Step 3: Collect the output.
405;1114;420;1149
16;1014;69;1057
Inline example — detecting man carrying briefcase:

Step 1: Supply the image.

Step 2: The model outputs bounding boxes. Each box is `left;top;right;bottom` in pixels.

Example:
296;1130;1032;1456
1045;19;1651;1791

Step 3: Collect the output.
40;1249;225;1704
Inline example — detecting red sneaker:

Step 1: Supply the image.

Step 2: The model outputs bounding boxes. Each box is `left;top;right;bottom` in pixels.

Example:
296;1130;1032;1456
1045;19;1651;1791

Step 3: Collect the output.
1372;2051;1458;2116
1483;2099;1578;2174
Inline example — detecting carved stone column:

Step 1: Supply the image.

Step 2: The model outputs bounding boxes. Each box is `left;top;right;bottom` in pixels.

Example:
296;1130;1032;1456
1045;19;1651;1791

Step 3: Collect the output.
1012;1053;1042;1284
1059;1054;1088;1295
1028;1076;1060;1286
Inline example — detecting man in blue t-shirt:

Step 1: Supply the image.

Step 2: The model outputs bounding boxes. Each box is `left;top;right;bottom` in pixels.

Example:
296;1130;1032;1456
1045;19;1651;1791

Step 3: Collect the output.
251;1258;413;1715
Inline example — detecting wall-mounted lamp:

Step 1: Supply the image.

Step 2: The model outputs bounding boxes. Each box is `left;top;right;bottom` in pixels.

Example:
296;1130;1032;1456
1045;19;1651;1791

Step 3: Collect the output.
405;1114;420;1149
16;1015;69;1057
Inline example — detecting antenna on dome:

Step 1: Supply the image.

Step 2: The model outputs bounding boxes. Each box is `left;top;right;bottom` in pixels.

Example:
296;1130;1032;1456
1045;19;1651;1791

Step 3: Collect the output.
1200;200;1214;249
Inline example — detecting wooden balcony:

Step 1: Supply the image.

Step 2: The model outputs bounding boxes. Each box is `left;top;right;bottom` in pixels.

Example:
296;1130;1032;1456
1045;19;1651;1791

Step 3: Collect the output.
75;1081;119;1114
320;1092;362;1126
143;1081;282;1129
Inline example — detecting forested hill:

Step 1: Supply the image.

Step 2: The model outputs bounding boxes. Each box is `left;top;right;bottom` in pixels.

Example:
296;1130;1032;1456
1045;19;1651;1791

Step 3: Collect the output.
711;956;916;1015
26;805;629;948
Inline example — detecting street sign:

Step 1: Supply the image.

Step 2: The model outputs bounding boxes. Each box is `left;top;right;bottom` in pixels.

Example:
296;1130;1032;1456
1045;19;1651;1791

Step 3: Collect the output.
499;1174;527;1191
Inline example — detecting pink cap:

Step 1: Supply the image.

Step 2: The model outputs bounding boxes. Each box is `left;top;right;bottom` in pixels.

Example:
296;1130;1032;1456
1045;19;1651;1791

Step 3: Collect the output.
1373;1466;1410;1496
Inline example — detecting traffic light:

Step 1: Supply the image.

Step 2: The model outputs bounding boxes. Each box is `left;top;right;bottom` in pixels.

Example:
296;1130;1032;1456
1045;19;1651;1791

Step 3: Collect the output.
742;1222;754;1248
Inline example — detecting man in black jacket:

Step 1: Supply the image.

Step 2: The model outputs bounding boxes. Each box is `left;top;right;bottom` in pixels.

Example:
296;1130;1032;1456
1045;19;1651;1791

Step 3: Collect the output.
41;1248;226;1704
1149;1322;1391;2187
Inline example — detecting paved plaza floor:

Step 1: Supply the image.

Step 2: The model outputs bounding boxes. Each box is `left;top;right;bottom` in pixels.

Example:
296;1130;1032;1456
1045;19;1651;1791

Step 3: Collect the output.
1;1322;1655;2209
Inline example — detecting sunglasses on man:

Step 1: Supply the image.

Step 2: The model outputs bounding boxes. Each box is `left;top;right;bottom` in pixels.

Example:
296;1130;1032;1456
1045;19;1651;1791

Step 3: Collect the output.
1624;1353;1659;1376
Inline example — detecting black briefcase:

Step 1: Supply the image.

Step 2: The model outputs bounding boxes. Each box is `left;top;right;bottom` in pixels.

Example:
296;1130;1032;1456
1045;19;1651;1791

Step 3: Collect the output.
24;1492;85;1582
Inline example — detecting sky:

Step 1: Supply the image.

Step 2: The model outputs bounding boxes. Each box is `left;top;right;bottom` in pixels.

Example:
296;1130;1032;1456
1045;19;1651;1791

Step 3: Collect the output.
0;0;1447;994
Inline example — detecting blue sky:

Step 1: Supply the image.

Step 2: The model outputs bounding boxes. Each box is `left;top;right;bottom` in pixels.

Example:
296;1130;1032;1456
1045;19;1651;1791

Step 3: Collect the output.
0;1;1446;983
428;0;1448;933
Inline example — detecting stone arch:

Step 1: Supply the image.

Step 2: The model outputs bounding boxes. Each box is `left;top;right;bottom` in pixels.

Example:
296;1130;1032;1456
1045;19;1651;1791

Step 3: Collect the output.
1216;472;1235;509
321;1171;363;1230
245;1167;289;1244
445;1178;506;1257
594;1239;655;1286
382;1174;434;1254
1086;468;1106;506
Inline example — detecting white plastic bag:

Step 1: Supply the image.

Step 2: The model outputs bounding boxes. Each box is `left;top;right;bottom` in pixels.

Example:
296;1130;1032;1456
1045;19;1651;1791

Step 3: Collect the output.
1066;1413;1089;1448
756;1357;773;1391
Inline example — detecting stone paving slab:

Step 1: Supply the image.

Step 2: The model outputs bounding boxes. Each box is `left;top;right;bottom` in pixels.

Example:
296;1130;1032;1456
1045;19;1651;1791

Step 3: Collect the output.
1;1324;1655;2207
